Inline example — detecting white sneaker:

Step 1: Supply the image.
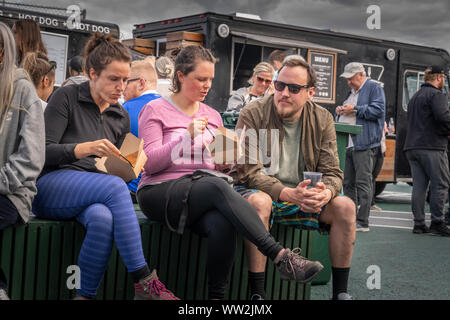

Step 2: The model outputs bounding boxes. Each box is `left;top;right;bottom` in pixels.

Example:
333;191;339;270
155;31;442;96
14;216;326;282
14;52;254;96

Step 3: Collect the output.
370;205;382;211
0;288;10;300
356;223;370;232
336;292;354;300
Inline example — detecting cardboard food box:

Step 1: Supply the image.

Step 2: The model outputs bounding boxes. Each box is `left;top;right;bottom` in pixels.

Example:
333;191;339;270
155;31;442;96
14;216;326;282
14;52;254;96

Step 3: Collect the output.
206;127;242;164
95;133;147;182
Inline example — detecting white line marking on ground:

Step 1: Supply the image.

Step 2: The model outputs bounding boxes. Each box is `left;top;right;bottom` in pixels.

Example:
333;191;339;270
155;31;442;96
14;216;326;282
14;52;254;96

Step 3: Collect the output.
370;210;431;216
368;224;413;230
370;216;415;221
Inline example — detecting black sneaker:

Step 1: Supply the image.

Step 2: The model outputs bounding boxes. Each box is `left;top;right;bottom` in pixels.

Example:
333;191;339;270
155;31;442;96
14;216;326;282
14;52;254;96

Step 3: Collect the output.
412;224;429;234
429;222;450;237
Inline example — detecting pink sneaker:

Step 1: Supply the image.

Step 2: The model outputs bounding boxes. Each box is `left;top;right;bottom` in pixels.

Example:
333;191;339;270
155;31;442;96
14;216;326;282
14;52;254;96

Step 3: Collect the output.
134;269;179;300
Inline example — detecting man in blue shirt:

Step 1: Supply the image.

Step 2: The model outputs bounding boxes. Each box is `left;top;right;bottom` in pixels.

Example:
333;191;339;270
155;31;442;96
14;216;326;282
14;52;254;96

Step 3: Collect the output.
336;62;386;232
123;60;161;199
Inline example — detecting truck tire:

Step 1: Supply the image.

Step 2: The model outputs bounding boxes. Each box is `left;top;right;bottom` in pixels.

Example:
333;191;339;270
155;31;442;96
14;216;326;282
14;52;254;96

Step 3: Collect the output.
374;182;387;197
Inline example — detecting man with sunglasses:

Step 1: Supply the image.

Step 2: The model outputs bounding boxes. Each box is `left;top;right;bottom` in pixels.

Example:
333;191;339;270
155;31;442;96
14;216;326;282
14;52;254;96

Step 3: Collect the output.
233;57;356;300
336;62;386;233
122;59;161;201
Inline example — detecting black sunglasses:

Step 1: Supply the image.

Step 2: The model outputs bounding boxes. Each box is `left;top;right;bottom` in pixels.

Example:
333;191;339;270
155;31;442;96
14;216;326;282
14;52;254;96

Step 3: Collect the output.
44;61;57;76
274;80;309;94
126;77;140;85
256;76;272;84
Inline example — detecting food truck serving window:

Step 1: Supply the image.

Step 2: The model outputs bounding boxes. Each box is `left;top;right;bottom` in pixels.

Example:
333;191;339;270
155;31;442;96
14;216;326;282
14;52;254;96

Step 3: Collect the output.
403;69;449;111
230;37;299;94
402;70;424;112
229;32;345;101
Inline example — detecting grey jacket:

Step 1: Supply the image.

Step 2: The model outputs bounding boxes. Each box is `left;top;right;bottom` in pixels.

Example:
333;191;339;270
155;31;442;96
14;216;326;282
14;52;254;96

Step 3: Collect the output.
226;87;264;112
0;69;45;223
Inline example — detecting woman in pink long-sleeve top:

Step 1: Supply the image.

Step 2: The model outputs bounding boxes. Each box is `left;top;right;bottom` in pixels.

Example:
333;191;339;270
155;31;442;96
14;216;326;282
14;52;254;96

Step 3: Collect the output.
136;46;323;300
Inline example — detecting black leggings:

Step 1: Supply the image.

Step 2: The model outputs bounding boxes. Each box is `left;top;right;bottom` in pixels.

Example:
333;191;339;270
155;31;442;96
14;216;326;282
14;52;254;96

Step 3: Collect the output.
0;195;20;231
137;176;283;299
0;194;21;289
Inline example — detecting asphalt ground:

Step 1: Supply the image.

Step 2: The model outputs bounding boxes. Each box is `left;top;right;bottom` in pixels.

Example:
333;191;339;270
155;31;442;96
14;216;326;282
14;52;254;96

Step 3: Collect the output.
311;183;450;300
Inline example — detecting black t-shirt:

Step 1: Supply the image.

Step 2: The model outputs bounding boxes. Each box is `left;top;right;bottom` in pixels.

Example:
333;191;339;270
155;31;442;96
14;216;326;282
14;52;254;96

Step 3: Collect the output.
42;81;130;176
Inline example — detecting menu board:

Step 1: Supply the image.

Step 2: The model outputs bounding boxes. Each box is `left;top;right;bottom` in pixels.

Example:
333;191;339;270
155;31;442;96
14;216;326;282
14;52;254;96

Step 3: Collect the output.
308;50;337;104
41;31;68;87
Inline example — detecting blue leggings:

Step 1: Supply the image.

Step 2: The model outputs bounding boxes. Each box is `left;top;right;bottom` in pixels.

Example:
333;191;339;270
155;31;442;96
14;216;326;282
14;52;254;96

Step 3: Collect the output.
32;170;147;298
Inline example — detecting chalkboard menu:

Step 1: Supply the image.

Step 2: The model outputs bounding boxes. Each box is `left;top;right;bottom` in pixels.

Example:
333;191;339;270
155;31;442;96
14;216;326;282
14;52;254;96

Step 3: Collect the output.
308;50;337;104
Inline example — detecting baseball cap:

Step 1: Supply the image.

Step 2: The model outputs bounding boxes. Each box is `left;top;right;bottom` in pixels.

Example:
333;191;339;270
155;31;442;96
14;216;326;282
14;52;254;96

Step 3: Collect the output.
425;65;446;74
340;62;365;78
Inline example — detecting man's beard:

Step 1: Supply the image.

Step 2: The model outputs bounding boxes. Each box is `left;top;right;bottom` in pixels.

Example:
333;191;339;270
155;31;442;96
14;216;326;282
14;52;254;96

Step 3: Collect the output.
276;100;302;120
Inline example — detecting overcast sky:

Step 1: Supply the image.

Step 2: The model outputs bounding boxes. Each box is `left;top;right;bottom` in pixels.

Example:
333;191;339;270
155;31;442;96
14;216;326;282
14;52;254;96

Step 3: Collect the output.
21;0;450;53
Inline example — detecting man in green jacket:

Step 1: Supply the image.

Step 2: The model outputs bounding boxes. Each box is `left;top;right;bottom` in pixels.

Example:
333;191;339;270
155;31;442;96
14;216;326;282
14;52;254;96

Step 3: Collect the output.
233;57;355;300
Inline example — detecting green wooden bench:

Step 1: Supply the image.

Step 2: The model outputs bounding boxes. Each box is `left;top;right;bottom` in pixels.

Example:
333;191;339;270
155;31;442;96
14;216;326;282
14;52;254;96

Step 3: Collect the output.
0;207;313;300
0;117;360;300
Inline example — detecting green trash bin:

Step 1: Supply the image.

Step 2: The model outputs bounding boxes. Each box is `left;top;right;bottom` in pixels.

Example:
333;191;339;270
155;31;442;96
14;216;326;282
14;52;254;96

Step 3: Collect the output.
310;122;362;285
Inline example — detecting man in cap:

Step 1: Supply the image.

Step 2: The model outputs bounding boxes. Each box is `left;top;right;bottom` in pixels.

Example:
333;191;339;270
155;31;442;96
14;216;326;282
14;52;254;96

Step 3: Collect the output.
336;62;386;232
404;65;450;236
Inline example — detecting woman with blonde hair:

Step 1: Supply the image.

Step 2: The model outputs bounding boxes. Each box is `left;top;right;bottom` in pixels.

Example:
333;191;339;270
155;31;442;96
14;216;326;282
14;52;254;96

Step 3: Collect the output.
22;52;56;111
227;61;274;112
0;22;45;300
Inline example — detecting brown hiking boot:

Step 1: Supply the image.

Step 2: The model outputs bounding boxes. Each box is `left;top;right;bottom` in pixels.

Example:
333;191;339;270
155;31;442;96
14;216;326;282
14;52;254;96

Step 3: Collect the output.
276;248;324;283
134;269;179;300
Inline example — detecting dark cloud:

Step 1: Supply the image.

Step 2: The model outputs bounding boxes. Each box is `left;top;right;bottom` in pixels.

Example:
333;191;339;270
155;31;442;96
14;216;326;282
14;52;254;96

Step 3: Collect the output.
23;0;450;53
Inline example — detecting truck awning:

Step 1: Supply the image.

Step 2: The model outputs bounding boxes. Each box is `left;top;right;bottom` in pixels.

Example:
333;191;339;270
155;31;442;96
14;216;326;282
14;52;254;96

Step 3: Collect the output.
231;31;348;54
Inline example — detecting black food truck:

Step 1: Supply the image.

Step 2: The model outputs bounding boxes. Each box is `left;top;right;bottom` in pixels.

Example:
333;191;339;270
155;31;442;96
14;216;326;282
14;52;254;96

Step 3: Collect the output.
0;3;120;86
133;12;450;194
